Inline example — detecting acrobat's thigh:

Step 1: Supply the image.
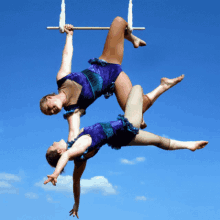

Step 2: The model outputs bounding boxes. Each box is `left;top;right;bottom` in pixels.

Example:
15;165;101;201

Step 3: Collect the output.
124;85;143;128
99;17;127;65
115;71;133;111
115;71;152;114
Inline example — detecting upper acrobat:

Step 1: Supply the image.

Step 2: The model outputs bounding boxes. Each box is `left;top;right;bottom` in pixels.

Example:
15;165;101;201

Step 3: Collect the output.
40;16;184;142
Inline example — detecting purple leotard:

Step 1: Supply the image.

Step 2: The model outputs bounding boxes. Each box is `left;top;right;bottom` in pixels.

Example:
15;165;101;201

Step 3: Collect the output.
57;58;122;119
67;115;139;162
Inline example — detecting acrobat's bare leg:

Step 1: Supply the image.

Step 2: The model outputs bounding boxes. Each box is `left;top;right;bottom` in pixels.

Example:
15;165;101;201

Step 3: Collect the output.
145;74;185;108
129;130;208;151
99;16;146;64
124;85;143;129
115;74;185;128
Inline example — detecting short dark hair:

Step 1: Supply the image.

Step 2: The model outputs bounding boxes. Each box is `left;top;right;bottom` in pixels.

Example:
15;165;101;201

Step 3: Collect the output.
46;150;64;173
40;93;56;115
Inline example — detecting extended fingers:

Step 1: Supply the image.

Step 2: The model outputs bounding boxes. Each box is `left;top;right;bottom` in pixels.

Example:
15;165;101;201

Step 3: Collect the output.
44;176;57;186
69;211;75;217
52;179;56;186
69;209;73;215
44;177;52;185
44;179;49;185
69;211;78;218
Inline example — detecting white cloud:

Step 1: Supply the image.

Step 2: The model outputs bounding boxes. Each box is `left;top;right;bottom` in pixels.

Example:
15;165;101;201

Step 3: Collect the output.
36;175;117;196
25;192;39;199
135;196;147;201
46;194;59;203
0;181;12;188
120;157;146;165
0;173;21;182
35;176;72;192
0;173;21;194
136;157;145;162
81;176;117;195
121;159;135;165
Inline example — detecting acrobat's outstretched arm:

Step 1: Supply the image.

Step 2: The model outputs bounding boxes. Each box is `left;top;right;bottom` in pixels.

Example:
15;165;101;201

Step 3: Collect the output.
56;24;74;81
67;110;84;142
44;136;92;186
69;160;87;219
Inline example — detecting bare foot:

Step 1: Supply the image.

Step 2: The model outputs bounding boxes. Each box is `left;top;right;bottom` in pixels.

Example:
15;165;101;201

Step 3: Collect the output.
170;140;208;151
124;31;146;48
160;74;185;91
133;36;147;48
187;141;208;152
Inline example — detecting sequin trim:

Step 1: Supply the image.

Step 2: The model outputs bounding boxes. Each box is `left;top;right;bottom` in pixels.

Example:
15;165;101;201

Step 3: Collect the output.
117;115;139;135
108;115;139;150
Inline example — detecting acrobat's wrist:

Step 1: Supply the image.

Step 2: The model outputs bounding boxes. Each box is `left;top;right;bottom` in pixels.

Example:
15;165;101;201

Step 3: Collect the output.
53;172;60;178
74;203;79;208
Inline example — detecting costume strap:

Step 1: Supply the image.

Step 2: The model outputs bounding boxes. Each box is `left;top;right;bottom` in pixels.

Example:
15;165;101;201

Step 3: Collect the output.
63;105;86;119
67;140;76;149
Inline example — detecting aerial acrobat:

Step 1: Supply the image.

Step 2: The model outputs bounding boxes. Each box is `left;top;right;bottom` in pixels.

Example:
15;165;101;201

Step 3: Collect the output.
40;0;184;141
44;85;208;218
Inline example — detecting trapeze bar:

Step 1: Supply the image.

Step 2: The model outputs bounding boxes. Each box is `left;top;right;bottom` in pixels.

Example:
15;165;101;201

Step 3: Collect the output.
47;26;145;30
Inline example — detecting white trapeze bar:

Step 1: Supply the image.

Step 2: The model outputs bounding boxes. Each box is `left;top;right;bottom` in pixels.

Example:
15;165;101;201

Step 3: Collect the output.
47;0;145;32
47;26;145;30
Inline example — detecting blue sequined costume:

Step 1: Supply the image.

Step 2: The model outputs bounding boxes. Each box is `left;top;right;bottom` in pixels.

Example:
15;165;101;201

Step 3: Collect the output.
67;115;139;162
57;58;122;119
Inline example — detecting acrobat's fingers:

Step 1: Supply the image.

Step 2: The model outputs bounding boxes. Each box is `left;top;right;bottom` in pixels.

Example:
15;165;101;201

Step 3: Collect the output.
76;213;79;219
69;210;79;218
65;24;74;30
52;179;57;186
44;175;57;186
69;209;74;216
64;24;74;35
44;178;51;185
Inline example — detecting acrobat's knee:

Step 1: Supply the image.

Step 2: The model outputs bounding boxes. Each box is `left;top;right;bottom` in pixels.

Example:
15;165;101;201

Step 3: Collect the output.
111;16;127;29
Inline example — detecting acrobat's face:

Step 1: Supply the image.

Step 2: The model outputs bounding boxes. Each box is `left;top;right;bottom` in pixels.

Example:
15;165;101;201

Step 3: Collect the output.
44;96;62;115
47;139;67;154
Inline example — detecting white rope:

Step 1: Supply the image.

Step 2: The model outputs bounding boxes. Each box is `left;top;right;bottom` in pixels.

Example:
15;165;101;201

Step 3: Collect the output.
47;0;145;31
127;0;133;31
59;0;66;33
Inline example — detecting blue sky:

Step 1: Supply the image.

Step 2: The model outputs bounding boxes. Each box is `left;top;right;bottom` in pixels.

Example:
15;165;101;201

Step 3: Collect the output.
0;0;219;219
